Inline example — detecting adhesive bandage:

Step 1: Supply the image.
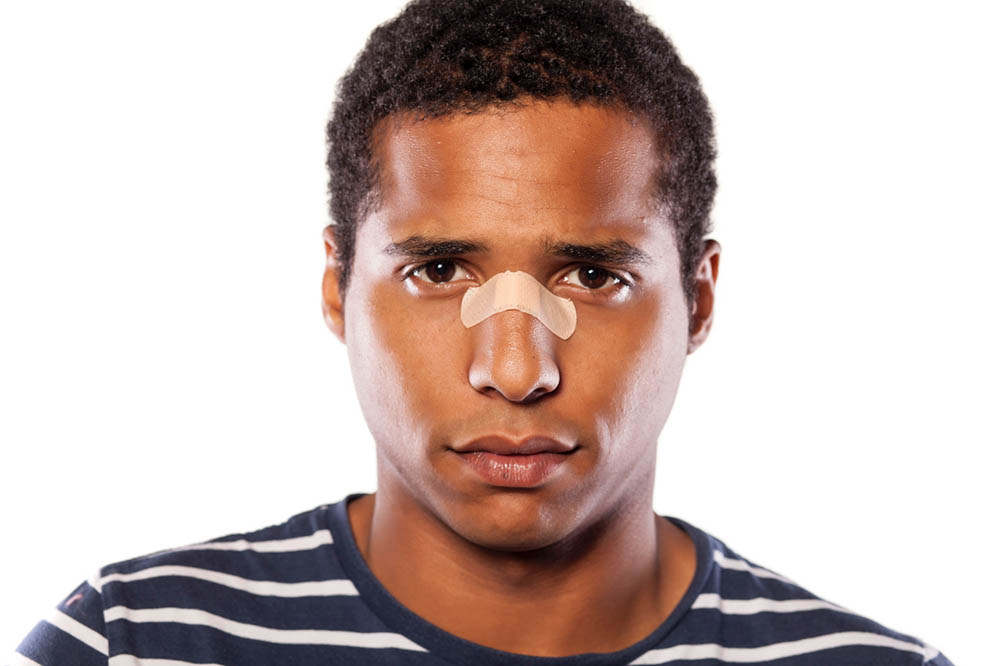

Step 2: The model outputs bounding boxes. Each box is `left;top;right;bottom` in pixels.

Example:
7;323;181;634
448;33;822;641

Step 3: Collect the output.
460;271;577;340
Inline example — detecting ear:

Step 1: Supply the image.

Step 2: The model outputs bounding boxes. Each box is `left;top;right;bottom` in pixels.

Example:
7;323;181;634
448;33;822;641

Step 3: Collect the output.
322;225;346;344
687;239;721;354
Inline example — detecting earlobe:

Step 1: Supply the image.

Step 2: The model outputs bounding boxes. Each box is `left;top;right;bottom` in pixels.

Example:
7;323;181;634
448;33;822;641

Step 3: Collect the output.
322;225;347;344
687;239;721;355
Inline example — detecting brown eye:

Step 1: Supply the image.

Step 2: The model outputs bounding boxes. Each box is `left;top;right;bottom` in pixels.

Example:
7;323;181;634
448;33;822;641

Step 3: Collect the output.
408;259;471;285
559;265;632;300
425;260;456;282
578;266;612;289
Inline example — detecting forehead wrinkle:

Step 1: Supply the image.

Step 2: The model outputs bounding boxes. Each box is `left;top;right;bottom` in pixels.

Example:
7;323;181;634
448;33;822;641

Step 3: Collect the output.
437;162;594;210
448;166;579;189
448;153;637;198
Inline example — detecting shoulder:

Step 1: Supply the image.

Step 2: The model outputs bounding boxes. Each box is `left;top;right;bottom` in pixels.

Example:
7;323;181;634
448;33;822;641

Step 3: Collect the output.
93;501;355;626
656;519;954;665
14;501;361;666
99;501;340;583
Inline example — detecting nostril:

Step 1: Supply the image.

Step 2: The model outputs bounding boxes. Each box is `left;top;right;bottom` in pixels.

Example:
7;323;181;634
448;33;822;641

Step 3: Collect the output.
524;385;556;403
466;311;562;402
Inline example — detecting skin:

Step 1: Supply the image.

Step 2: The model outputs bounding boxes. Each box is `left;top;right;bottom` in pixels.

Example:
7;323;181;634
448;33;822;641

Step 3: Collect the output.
322;99;721;657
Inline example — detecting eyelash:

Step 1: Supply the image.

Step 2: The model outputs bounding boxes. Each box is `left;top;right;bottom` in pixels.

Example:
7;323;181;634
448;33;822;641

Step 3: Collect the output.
404;260;632;294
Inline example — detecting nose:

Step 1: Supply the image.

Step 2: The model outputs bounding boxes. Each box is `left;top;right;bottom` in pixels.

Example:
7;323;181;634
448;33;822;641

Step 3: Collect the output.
467;309;561;403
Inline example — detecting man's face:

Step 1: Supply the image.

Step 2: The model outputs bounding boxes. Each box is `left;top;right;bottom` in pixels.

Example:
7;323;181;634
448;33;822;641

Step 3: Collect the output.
327;101;706;551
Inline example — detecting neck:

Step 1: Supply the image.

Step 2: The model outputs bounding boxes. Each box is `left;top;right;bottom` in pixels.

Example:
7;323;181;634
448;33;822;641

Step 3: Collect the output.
347;479;696;657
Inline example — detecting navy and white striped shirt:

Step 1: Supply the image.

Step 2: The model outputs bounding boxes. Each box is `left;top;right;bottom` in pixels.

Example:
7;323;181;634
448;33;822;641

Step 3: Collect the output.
12;494;953;665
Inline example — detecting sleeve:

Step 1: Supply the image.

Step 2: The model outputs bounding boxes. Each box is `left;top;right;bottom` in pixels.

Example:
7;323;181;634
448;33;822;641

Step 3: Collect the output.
10;578;108;666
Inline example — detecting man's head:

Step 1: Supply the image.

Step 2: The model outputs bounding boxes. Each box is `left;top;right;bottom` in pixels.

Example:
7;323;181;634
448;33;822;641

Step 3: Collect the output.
325;0;717;307
321;0;720;552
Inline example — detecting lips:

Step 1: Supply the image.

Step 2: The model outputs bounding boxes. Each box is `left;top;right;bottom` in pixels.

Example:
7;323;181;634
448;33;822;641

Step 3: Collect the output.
452;434;575;456
452;435;576;487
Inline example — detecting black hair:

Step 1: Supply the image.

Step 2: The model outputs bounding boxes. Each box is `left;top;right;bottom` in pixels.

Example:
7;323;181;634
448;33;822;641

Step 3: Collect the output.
326;0;716;305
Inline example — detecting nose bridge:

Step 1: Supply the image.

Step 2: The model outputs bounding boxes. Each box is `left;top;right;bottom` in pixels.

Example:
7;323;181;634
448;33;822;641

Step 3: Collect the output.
467;308;561;402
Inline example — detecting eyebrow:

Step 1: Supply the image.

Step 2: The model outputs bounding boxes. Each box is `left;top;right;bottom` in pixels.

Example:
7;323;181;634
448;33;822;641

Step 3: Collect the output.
383;236;488;258
383;234;652;266
543;239;652;265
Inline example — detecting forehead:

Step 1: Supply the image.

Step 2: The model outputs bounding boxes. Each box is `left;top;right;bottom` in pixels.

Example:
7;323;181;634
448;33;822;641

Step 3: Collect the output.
358;100;675;269
372;101;660;228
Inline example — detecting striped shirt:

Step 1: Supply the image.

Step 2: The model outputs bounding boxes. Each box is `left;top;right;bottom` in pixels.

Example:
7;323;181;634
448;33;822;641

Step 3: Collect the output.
11;494;953;665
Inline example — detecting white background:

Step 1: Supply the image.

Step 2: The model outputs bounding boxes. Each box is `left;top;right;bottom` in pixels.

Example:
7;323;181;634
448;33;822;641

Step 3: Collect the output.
1;2;996;662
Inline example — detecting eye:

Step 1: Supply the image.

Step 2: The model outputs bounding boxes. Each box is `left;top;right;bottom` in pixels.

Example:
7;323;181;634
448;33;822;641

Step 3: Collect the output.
407;259;473;285
561;265;625;291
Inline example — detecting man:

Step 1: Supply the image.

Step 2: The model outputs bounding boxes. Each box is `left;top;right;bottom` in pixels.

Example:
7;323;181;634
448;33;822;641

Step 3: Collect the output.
13;0;953;664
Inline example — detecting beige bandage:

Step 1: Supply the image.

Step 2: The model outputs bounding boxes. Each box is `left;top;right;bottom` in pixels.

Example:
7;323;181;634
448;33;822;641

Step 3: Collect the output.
460;271;577;340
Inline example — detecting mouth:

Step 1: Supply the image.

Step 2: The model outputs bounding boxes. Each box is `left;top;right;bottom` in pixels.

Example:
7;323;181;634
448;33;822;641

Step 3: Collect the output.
451;435;577;488
456;451;572;488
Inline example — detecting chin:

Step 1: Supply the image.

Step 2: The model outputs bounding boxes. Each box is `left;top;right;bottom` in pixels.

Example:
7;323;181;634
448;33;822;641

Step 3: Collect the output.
456;520;566;553
439;491;582;553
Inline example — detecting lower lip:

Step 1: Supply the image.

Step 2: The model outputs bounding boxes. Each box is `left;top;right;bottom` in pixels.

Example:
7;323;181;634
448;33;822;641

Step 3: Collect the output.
457;451;571;488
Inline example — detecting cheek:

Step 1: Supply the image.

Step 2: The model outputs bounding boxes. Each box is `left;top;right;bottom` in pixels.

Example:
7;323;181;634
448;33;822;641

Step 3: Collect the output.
345;280;465;444
566;293;688;445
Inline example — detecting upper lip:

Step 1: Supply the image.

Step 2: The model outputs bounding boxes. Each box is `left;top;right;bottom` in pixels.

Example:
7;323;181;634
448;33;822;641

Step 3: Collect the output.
452;435;576;455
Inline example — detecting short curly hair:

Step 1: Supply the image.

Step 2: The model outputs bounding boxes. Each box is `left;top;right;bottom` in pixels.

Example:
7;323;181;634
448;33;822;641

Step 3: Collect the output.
326;0;716;305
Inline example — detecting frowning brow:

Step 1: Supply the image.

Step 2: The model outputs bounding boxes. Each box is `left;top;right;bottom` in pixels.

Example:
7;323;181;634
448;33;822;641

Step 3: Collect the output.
383;236;488;258
544;239;652;265
384;234;652;265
